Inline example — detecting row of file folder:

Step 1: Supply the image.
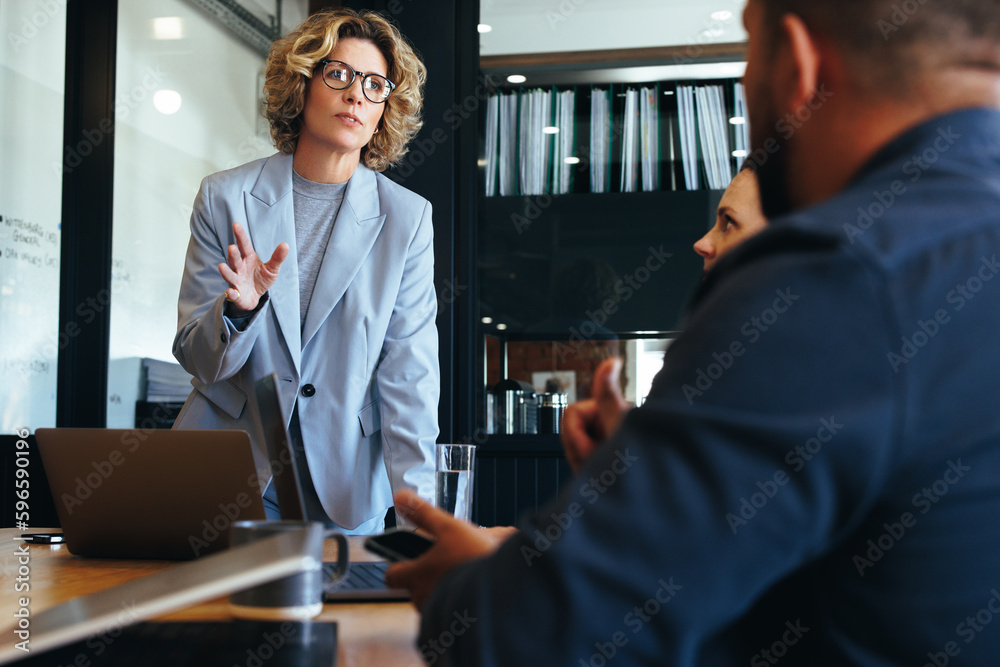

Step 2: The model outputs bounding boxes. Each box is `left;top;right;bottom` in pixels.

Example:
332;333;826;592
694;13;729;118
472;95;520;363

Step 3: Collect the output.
483;81;748;196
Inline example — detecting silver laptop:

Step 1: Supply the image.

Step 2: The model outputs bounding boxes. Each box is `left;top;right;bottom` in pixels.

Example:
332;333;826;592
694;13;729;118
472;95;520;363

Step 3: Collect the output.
0;529;320;665
254;374;409;601
35;428;266;560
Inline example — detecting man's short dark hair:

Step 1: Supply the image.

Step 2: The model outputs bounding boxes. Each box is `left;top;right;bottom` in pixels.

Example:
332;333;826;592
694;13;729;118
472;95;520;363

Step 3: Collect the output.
755;0;1000;93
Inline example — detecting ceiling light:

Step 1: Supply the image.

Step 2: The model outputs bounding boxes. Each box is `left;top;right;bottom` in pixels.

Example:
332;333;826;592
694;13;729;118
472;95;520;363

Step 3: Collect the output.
543;126;559;134
729;116;746;125
478;24;492;33
564;157;580;165
481;316;493;324
496;323;508;331
153;90;182;115
507;74;526;84
732;149;748;158
153;17;183;40
711;10;733;21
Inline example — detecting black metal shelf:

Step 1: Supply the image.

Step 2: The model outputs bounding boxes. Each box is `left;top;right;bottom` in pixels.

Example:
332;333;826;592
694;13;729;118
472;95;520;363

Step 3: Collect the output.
477;433;565;456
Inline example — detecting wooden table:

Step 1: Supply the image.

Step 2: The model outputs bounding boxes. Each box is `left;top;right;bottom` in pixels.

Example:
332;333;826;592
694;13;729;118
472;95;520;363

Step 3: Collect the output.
0;529;422;665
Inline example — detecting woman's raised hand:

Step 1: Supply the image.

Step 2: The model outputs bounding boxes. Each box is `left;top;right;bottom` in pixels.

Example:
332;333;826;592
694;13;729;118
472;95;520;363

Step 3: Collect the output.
217;222;289;314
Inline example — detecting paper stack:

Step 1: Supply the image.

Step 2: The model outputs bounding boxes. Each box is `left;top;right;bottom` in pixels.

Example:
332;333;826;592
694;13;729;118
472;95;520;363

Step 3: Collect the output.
677;85;700;190
639;86;660;192
484;93;500;197
694;84;733;189
142;358;193;403
551;89;576;195
620;89;640;193
590;88;611;193
518;89;553;196
498;92;519;196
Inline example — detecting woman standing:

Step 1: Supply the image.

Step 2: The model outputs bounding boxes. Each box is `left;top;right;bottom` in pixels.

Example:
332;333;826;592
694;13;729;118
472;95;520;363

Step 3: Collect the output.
172;9;438;534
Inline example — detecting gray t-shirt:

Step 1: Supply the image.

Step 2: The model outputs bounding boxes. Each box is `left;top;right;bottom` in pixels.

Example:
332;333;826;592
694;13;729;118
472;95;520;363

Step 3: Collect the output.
292;170;348;328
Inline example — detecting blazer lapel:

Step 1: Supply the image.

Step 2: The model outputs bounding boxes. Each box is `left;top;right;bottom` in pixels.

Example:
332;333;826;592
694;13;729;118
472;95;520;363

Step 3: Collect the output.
300;164;386;350
244;152;302;375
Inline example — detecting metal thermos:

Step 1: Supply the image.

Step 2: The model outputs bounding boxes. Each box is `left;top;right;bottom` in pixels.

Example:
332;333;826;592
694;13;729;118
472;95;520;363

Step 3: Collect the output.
493;379;538;434
503;390;538;434
538;393;567;434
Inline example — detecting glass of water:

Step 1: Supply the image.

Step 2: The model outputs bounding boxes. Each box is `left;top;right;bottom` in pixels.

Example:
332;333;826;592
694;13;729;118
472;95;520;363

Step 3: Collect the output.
435;444;476;522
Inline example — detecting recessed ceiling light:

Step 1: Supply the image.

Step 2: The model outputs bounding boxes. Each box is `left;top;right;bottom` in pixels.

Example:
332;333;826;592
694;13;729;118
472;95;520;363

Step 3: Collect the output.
153;17;183;40
478;24;492;33
481;316;493;324
711;10;733;21
729;116;746;125
496;323;508;331
507;74;526;84
564;157;580;165
543;126;559;134
732;149;748;158
153;89;182;114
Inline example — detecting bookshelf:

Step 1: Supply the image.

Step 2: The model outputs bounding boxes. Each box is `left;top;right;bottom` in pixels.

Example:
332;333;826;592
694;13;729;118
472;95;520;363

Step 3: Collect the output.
470;51;741;525
483;78;748;196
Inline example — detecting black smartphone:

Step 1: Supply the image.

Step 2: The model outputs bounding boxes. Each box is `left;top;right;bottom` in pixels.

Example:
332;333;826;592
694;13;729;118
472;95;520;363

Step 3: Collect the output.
20;533;65;544
364;529;434;562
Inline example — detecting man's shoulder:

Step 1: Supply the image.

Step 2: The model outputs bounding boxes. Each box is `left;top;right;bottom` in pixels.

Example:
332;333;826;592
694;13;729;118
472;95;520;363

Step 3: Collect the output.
696;111;1000;344
781;109;1000;272
700;222;851;303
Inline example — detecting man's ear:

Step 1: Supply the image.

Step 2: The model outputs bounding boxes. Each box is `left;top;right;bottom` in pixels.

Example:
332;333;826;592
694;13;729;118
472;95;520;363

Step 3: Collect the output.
778;13;822;113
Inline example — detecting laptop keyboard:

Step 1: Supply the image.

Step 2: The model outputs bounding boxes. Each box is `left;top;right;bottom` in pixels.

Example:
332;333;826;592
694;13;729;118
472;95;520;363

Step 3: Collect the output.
325;560;390;591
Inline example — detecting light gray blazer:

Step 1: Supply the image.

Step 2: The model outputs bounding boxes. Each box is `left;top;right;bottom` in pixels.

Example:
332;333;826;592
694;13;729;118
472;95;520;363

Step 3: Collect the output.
172;152;439;529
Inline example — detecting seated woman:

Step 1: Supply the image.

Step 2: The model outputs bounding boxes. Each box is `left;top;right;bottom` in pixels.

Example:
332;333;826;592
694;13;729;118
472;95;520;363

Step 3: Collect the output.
693;160;768;275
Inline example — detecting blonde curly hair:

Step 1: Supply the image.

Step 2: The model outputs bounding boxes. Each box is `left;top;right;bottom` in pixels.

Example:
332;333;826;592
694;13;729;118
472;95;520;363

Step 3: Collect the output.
263;9;426;172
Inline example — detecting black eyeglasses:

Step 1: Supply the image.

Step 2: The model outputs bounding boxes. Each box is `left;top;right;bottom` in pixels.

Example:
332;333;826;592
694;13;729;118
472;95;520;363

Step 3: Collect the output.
317;59;396;104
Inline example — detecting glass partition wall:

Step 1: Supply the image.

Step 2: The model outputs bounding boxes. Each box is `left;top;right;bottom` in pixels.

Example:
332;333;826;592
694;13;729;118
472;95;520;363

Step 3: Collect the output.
0;1;67;431
106;0;307;427
474;0;748;439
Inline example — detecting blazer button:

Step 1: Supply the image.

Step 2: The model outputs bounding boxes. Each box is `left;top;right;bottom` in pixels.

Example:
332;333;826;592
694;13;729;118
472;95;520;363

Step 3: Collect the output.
301;384;316;398
220;333;226;343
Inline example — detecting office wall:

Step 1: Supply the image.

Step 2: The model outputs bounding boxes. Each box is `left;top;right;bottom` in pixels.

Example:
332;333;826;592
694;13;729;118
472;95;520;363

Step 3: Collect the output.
0;1;66;432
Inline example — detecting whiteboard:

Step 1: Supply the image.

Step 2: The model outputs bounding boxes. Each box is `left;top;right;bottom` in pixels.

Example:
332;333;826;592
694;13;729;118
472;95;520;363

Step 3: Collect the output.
0;1;66;432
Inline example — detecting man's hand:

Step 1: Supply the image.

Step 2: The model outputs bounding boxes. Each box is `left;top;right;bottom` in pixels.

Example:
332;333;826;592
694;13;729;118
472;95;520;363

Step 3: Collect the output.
217;222;289;314
385;490;510;610
561;357;630;473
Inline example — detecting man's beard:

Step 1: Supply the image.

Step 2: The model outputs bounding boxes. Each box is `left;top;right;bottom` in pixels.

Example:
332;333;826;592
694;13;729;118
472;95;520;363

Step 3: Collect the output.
751;99;797;221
